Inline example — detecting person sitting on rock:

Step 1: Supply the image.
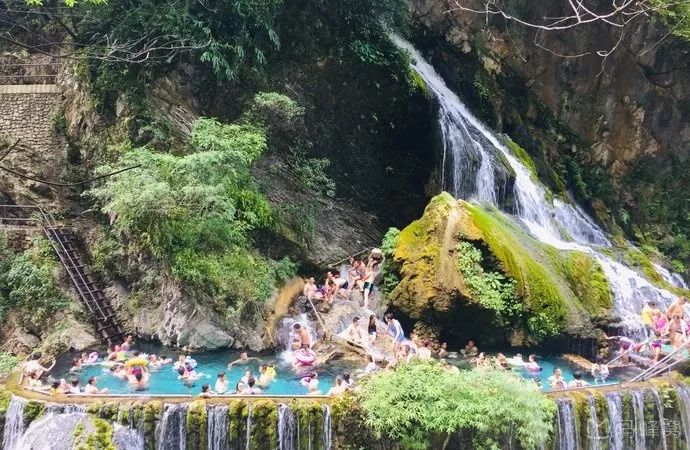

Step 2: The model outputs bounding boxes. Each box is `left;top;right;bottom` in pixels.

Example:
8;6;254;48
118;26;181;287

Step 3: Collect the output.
438;342;448;358
327;271;349;299
417;340;432;359
303;277;317;300
22;352;55;380
347;258;363;294
462;340;479;359
346;317;365;345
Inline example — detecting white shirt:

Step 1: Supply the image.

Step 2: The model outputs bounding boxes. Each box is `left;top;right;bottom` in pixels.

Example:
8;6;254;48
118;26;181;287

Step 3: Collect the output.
215;379;228;394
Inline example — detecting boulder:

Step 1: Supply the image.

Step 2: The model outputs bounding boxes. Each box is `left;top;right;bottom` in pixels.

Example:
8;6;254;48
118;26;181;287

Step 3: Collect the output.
388;193;613;345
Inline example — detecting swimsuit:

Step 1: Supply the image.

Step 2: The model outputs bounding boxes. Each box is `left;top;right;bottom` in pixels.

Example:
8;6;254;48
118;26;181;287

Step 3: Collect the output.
363;281;373;291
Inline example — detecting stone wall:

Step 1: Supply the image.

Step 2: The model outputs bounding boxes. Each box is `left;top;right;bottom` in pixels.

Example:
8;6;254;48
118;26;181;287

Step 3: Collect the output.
0;85;68;206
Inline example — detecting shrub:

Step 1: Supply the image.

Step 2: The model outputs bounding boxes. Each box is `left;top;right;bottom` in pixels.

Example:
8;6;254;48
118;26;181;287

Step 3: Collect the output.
358;360;554;449
0;353;21;376
0;235;71;328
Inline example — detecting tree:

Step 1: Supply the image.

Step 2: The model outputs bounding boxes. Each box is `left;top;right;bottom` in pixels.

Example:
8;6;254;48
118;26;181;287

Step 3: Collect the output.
358;359;555;449
449;0;690;59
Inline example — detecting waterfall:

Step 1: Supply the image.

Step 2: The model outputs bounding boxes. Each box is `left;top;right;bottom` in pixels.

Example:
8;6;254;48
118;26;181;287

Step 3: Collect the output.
650;388;668;450
15;411;87;450
676;384;690;443
605;392;624;450
631;391;646;449
391;35;684;335
555;398;578;450
586;397;601;450
2;395;27;450
156;404;187;450
245;402;253;450
278;403;297;450
653;263;689;289
207;405;229;450
322;404;332;450
113;423;145;450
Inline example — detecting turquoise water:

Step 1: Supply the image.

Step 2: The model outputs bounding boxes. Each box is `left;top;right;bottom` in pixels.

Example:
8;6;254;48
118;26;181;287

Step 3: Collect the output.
448;354;620;391
509;356;619;390
53;345;354;396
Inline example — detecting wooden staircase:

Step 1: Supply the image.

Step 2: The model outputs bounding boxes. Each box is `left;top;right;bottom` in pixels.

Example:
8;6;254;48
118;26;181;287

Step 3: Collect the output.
0;205;124;344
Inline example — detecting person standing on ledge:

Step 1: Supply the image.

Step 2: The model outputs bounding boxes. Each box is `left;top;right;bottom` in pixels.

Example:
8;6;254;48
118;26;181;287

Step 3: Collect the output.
293;323;312;348
666;296;687;320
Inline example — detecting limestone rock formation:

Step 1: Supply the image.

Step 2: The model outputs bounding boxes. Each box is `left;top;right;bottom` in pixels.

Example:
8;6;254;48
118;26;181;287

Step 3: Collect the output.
387;193;613;346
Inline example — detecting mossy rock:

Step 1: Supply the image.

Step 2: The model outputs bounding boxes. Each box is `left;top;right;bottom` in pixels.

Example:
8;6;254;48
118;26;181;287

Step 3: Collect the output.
249;400;278;450
0;389;11;414
73;417;116;450
23;400;45;427
143;401;162;450
389;193;610;344
186;400;207;450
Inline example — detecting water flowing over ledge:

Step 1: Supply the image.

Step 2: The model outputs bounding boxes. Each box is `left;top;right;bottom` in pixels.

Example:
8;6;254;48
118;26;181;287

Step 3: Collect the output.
3;375;690;449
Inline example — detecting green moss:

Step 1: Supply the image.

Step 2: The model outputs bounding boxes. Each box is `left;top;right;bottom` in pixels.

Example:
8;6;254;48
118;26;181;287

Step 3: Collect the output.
468;203;570;336
143;401;162;450
228;400;248;443
504;137;538;179
0;389;12;414
119;402;131;426
593;394;609;446
87;401;103;415
99;402;118;422
621;392;633;449
292;400;324;450
560;251;613;317
74;418;116;450
409;70;428;96
249;400;278;450
186;400;207;450
23;400;45;427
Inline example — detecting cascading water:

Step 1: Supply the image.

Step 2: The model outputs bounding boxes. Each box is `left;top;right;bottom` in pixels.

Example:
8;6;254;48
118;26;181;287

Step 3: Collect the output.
2;395;27;450
650;388;668;450
586;397;601;450
555;398;578;450
113;423;145;450
654;263;689;289
14;412;87;450
156;404;187;450
207;404;229;450
605;392;624;450
322;404;332;450
676;384;690;443
278;403;297;450
245;402;253;450
392;35;687;335
631;390;646;450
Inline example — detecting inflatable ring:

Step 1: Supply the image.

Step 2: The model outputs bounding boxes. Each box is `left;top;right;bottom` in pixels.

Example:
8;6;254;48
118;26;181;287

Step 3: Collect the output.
184;357;198;368
294;354;315;366
87;352;100;364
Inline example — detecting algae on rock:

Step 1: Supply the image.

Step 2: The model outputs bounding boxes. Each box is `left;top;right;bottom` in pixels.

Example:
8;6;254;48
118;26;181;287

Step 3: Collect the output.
387;193;613;345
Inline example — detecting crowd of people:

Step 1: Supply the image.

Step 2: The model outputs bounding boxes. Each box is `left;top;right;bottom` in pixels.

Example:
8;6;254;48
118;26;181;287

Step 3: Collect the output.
303;250;384;309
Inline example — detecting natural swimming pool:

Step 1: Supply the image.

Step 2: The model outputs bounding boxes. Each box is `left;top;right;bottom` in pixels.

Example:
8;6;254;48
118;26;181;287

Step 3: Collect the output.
52;344;357;396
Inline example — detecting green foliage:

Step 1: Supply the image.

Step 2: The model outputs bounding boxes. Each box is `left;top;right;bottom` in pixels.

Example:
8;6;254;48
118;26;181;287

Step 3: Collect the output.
244;92;305;141
74;418;116;450
527;313;561;342
88;117;293;318
456;241;518;317
294;158;336;198
505;137;538;179
274;204;317;248
651;0;690;41
358;360;554;449
0;235;71;328
0;352;21;376
381;227;401;295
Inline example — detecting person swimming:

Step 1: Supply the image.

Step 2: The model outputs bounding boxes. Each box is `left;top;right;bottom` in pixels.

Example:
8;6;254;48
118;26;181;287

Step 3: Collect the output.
129;372;148;391
547;368;567;390
215;372;229;394
524;354;541;372
199;384;214;398
85;377;108;394
568;371;589;388
227;351;261;369
591;356;609;384
258;364;276;387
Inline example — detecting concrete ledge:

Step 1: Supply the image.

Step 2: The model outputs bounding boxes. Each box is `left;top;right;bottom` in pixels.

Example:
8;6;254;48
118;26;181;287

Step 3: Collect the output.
0;84;62;94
